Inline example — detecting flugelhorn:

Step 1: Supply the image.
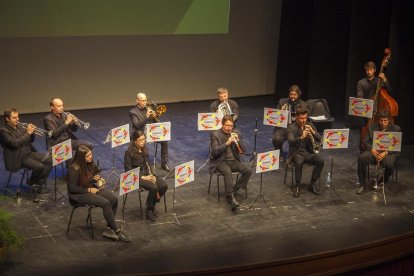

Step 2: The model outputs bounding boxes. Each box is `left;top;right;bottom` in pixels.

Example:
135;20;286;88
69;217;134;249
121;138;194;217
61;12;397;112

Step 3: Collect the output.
231;132;244;154
18;122;52;137
64;112;90;129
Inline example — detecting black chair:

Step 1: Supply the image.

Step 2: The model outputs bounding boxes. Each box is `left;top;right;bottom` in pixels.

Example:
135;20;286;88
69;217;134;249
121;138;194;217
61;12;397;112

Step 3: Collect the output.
284;162;321;192
66;197;96;239
4;167;32;197
208;171;246;202
137;188;167;220
306;99;334;133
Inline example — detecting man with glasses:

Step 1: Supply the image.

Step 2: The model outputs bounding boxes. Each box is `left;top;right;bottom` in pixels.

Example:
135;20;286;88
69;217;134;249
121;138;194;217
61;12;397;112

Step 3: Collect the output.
129;92;170;172
209;115;252;211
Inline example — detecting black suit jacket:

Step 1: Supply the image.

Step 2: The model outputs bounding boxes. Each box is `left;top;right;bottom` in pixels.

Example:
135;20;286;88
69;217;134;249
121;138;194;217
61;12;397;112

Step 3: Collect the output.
0;124;36;171
209;129;246;174
44;112;78;147
287;121;321;162
129;105;152;132
364;123;401;154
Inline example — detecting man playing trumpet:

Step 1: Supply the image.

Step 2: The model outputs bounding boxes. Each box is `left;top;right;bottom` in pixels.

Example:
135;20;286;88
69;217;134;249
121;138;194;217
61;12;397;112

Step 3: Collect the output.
287;107;324;197
129;92;170;172
0;108;52;194
43;98;92;150
209;115;252;211
272;85;308;162
210;87;239;122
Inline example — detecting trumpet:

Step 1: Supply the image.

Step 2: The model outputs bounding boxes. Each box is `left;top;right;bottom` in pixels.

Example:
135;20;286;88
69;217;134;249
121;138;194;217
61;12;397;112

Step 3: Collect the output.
231;132;244;154
146;100;167;123
18;122;52;137
304;123;321;154
64;112;90;129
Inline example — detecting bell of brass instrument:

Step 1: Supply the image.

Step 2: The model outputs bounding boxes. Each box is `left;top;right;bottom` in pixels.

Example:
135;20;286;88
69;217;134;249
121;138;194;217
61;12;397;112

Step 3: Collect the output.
147;100;167;123
64;112;90;129
231;132;244;154
304;123;321;154
18;122;52;137
217;102;233;117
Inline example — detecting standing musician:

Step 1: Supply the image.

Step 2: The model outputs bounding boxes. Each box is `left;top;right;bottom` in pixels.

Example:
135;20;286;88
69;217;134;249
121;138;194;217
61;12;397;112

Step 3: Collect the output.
356;61;391;150
210;87;239;122
356;111;401;194
68;145;130;242
209;115;252;211
124;130;168;221
44;97;92;150
272;84;308;162
0;108;52;194
287;107;324;197
129;92;170;172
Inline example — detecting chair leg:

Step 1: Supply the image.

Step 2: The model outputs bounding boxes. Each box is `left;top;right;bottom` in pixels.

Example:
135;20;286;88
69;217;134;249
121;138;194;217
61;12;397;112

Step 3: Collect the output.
86;208;94;239
217;173;220;203
208;174;213;194
291;165;295;191
67;207;76;233
19;168;27;186
4;171;13;195
138;190;144;220
283;164;288;184
163;194;167;213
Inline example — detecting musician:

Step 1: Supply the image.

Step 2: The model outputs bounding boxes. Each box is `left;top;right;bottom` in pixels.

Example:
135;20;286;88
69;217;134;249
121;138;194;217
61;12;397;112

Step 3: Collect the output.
209;115;252;211
356;61;392;150
0;108;52;194
124;130;168;221
287;107;324;197
43;97;92;150
129;92;170;172
356;111;401;194
68;145;130;242
272;84;308;161
210;87;239;122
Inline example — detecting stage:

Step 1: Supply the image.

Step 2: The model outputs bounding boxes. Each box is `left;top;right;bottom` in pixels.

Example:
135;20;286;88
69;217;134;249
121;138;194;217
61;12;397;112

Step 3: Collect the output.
1;95;414;275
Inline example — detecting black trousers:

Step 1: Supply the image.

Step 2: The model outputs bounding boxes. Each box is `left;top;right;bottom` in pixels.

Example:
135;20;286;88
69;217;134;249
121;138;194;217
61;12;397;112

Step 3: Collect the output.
358;151;398;187
140;176;168;210
69;189;118;231
292;152;324;186
215;160;252;196
21;152;53;186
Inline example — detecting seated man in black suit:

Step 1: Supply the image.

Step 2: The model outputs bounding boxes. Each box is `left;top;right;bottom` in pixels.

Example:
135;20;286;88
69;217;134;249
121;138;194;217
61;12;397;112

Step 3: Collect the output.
209;115;252;211
287;107;324;197
129;92;170;172
0;108;52;193
272;84;308;162
357;111;401;194
43;97;92;150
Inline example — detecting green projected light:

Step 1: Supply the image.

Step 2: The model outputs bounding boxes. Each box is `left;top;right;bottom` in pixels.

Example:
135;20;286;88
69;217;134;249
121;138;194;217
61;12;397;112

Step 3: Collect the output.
0;0;230;37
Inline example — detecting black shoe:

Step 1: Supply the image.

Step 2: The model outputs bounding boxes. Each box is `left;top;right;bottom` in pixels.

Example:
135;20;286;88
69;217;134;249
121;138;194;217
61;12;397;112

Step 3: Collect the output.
356;185;365;194
160;164;171;172
227;195;239;210
293;187;300;197
34;185;49;194
309;182;320;195
146;210;157;221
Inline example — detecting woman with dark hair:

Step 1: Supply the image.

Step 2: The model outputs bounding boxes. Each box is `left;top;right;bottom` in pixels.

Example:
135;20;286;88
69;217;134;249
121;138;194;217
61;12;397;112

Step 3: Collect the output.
68;145;130;242
124;130;168;221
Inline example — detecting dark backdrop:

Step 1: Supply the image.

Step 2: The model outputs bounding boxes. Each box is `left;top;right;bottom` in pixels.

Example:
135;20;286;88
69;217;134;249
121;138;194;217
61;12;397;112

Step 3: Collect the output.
275;0;414;144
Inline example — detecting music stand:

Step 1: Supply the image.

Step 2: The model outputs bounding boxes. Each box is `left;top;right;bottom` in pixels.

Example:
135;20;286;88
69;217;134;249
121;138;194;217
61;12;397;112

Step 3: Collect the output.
247;118;259;166
145;122;171;174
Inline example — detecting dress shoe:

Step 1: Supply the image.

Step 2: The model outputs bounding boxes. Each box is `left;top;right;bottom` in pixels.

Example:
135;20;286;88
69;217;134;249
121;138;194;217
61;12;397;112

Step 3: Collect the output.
293;187;300;197
152;209;159;218
308;182;320;195
356;185;365;194
227;195;239;210
145;210;157;221
160;164;171;172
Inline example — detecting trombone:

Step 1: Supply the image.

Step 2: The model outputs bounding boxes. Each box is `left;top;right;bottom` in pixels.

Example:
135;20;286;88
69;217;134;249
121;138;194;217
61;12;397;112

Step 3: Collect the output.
146;100;167;123
18;122;52;137
63;112;90;129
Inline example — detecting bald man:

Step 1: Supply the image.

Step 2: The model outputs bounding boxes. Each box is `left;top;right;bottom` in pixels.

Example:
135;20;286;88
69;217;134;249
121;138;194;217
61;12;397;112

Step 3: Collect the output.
129;93;170;172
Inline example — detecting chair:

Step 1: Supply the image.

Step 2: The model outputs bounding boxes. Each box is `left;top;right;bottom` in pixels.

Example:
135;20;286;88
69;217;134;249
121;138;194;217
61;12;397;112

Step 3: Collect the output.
4;167;32;197
208;171;246;202
137;188;167;220
66;197;96;239
284;162;321;192
306;99;335;133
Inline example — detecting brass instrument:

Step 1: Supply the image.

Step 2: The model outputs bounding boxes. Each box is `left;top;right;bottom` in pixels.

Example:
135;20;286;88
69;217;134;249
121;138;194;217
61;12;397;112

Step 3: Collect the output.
18;122;52;137
64;112;90;129
147;100;167;123
217;102;233;117
281;103;289;110
304;123;321;154
231;132;244;154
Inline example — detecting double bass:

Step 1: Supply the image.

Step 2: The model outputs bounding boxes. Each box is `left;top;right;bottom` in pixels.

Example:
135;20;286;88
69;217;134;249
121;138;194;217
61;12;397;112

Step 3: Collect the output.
360;48;399;150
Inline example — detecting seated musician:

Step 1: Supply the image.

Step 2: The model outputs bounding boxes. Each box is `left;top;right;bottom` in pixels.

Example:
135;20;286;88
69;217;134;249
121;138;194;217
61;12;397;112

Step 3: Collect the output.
124;130;168;221
210;87;239;122
356;111;401;194
272;84;308;162
0;108;51;194
287;107;324;197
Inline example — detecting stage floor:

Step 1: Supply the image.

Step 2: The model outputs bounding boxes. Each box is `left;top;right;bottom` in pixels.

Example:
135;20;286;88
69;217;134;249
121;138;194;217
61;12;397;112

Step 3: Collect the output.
1;95;414;275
